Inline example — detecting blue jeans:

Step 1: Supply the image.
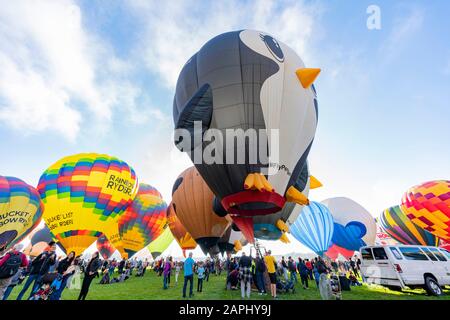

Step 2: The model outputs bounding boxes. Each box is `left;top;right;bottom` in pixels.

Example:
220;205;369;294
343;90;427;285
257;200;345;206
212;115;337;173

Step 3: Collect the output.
182;275;193;297
49;276;68;300
163;274;169;289
256;272;265;293
290;271;298;283
16;274;40;300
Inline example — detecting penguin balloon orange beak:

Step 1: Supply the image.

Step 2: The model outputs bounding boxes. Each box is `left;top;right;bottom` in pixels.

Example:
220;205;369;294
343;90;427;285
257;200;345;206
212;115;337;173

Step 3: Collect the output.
296;68;321;88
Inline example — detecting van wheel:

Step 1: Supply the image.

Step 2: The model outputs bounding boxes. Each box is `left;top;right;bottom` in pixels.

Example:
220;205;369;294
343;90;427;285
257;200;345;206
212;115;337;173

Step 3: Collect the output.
424;276;442;296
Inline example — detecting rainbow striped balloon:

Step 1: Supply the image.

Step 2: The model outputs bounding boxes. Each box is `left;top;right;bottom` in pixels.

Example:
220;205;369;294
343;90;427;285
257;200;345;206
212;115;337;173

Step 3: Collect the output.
401;180;450;241
37;153;138;256
118;183;167;258
1;176;43;252
379;205;438;246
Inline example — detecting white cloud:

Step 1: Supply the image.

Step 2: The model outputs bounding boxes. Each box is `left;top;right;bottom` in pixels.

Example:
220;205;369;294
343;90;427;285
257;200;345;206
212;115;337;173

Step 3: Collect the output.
380;7;424;62
0;0;146;141
128;0;321;88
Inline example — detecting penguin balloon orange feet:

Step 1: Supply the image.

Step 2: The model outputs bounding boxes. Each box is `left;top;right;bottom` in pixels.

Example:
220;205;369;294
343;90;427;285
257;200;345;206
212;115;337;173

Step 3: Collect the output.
244;173;274;192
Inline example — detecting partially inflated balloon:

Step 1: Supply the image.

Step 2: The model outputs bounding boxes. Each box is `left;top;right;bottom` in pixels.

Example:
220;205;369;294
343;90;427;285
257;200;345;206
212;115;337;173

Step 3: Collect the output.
0;176;43;253
147;226;174;259
401;180;450;240
326;244;354;260
37;153;138;256
290;201;333;256
172;167;230;255
379;205;438;246
322;197;376;250
96;234;115;260
119;183;167;258
173;30;320;242
166;202;197;250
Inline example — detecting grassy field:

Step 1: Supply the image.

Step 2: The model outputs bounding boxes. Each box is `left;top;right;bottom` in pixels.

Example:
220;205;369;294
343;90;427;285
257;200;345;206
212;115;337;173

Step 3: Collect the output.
5;270;450;300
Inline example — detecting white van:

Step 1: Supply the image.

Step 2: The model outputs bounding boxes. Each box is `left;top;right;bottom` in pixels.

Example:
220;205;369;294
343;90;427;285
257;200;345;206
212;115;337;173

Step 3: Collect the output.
360;245;450;296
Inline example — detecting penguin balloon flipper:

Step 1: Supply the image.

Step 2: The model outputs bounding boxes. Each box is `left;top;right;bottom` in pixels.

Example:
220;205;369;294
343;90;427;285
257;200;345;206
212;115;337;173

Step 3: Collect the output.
174;83;213;152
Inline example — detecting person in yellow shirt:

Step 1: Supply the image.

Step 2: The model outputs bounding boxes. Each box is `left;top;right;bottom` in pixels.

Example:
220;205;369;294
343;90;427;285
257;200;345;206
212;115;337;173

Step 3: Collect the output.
264;250;277;299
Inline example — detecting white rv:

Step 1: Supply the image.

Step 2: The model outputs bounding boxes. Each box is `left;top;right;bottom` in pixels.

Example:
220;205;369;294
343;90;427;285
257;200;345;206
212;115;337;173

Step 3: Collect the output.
360;245;450;296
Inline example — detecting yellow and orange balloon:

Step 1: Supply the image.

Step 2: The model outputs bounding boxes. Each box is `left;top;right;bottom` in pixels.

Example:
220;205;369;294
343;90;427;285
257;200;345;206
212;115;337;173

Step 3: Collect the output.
37;153;138;256
401;180;450;241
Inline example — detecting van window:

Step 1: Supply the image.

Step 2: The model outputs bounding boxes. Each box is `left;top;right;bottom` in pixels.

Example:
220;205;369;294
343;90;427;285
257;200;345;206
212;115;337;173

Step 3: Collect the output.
428;248;447;261
389;247;403;260
440;249;450;259
399;247;429;261
361;248;374;260
373;247;388;260
422;248;438;261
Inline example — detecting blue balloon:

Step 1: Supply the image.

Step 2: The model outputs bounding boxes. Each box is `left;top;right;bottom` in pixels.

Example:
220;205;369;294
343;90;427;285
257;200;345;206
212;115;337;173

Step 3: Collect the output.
290;202;334;256
332;221;367;251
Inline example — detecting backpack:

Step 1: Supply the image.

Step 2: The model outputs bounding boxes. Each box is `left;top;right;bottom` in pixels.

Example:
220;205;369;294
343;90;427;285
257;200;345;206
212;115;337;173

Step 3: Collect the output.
0;252;22;279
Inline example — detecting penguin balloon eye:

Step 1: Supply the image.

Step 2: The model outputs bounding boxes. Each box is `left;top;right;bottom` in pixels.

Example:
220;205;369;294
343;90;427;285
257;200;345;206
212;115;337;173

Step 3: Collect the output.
259;34;284;62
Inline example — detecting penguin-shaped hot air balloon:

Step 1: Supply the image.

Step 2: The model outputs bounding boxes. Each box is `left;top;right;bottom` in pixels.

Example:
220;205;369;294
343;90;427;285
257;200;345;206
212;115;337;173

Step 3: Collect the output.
173;30;321;242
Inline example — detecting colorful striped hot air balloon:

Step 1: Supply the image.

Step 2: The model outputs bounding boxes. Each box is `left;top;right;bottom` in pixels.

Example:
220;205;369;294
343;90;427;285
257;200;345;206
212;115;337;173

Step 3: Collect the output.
37;153;138;256
290;201;334;256
379;205;438;246
118;183;167;258
401;180;450;241
0;176;43;253
147;226;174;259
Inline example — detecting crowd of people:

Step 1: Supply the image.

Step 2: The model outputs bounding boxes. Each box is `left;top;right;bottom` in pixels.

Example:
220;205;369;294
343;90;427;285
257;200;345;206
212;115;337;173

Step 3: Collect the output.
0;241;363;300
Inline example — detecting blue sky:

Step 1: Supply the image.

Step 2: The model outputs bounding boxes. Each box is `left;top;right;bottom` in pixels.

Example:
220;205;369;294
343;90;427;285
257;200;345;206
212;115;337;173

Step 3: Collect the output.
1;0;449;255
